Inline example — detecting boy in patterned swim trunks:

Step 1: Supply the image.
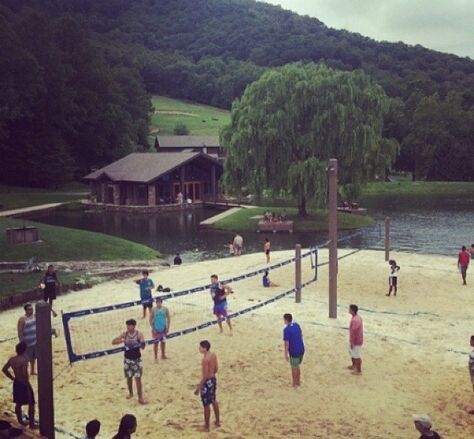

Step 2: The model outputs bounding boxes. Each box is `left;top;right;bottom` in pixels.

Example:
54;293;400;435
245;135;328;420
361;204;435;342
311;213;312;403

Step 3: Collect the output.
194;340;220;432
112;319;147;404
2;342;36;429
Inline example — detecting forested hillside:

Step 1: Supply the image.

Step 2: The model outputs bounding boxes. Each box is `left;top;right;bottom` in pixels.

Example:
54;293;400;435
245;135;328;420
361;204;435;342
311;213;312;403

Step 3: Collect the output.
1;0;473;184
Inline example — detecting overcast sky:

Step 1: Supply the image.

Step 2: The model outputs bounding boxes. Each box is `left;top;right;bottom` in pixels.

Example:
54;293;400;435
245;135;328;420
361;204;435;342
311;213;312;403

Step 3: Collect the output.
264;0;474;59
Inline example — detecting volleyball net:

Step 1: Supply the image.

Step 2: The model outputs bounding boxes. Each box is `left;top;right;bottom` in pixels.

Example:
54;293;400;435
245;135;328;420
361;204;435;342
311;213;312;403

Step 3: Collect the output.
62;246;320;363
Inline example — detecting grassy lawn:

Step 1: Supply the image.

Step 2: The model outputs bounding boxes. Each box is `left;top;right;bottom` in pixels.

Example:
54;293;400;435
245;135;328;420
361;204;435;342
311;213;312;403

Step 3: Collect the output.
0;218;159;262
0;183;88;211
150;96;230;136
363;180;474;196
212;207;373;232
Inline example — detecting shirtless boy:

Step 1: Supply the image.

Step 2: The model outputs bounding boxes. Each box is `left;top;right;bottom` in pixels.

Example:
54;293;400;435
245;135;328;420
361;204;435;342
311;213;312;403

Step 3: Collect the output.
2;342;36;429
194;340;220;432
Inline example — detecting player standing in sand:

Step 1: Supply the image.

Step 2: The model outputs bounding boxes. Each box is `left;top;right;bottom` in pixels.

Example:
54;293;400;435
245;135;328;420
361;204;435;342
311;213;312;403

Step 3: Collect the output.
468;335;474;415
283;313;305;387
40;264;59;317
2;342;36;429
386;259;400;296
210;274;233;334
112;319;147;404
135;270;155;318
348;304;363;375
458;245;470;285
194;340;220;432
149;297;170;363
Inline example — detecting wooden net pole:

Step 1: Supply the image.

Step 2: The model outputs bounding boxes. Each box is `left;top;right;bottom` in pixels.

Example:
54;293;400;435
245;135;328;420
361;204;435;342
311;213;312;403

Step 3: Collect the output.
328;158;338;318
295;244;302;303
35;302;55;439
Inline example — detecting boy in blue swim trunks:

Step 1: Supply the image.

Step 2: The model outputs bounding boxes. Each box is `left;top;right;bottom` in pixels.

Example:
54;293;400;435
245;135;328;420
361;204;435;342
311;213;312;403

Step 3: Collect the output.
135;270;155;318
210;275;233;334
194;340;220;432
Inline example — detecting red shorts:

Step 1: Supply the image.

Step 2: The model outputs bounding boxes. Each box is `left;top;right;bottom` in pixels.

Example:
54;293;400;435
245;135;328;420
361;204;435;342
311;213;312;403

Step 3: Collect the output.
152;329;167;341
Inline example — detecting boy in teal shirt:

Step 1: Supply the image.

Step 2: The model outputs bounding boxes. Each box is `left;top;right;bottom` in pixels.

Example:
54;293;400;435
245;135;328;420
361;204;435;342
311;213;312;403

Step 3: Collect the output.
135;270;154;318
149;298;170;362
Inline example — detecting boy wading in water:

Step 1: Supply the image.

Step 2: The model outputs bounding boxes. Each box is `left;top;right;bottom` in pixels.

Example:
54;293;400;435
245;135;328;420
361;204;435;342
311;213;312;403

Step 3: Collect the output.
386;259;400;296
283;313;305;387
194;340;220;432
264;238;271;264
112;319;147;404
149;297;170;363
2;342;36;429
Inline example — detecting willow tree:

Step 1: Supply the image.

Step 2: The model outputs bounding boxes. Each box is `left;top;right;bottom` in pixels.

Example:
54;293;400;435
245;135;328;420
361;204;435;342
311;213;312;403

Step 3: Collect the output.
221;63;398;216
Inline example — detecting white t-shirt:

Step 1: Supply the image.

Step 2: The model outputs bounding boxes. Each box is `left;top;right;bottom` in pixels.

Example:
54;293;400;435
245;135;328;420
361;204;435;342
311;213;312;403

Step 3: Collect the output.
233;235;243;247
389;266;399;277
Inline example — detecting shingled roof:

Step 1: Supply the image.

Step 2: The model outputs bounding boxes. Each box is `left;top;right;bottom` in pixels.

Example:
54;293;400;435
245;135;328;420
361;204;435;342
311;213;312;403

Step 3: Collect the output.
84;152;222;183
156;135;220;148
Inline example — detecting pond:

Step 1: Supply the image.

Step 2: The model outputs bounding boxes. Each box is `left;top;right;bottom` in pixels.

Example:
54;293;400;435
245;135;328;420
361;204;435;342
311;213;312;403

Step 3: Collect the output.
29;192;473;262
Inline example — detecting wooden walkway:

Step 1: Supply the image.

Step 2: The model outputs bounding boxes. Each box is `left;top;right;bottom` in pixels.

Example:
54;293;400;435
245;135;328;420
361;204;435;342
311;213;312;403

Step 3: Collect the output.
200;207;242;227
0;202;68;218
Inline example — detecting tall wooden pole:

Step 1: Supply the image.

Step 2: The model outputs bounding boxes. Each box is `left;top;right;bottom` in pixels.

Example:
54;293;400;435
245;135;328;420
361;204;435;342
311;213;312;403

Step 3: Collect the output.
36;302;55;439
384;217;390;261
328;159;338;318
295;244;302;303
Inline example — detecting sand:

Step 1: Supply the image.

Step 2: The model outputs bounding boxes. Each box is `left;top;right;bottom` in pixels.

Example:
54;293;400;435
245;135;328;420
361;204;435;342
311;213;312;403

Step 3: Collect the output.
0;249;473;439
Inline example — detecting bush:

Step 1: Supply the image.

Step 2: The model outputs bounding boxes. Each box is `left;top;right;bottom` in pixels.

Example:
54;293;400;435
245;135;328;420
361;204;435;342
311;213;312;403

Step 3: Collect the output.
173;123;190;135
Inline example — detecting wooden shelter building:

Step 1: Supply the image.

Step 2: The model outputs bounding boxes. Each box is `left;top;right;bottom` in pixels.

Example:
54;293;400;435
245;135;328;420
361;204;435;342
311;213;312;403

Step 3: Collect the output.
84;152;223;207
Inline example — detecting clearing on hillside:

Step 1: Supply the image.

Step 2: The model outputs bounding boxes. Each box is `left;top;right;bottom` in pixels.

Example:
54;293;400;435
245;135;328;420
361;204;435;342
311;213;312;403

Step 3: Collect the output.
150;96;230;136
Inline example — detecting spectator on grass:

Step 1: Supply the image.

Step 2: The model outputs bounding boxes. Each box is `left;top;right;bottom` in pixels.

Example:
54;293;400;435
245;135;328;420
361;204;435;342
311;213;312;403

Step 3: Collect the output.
412;414;442;439
112;414;137;439
83;419;100;439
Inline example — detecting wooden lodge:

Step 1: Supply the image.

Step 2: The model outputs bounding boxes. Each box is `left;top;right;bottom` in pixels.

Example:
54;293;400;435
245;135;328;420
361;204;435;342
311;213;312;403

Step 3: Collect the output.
84;152;223;210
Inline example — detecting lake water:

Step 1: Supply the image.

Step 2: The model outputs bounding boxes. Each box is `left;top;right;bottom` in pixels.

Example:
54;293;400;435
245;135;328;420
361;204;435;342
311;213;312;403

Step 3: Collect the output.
29;192;473;262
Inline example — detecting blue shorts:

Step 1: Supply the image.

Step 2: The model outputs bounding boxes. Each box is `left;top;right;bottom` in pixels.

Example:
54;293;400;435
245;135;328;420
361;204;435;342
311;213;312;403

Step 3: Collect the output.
200;377;217;406
213;305;228;318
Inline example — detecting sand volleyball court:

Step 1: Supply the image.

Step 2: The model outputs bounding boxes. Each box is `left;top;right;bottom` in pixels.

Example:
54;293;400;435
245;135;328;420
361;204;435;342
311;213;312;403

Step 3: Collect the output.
0;249;473;438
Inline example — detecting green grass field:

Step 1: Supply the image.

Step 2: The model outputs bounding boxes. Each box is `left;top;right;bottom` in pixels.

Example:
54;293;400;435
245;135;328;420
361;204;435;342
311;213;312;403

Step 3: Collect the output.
363;180;474;196
212;207;373;232
150;96;230;136
0;183;88;211
0;218;159;262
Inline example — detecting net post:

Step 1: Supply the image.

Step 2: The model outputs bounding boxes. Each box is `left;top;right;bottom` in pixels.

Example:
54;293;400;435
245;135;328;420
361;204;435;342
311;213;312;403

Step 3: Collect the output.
295;244;302;303
314;247;318;281
35;302;55;439
328;158;338;319
384;217;390;261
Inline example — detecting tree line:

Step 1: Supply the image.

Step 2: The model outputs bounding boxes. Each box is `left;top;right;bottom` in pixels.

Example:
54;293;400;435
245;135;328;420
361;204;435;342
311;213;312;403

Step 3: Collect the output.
1;0;473;185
